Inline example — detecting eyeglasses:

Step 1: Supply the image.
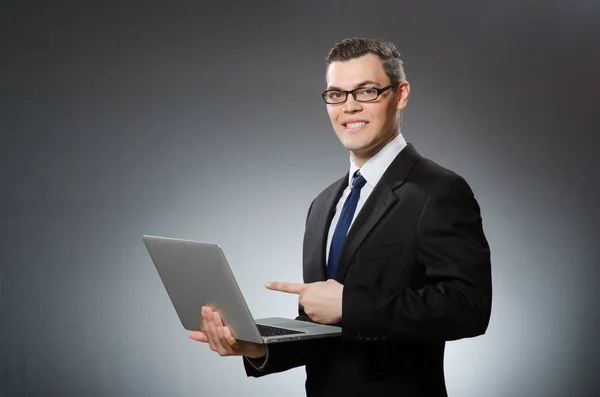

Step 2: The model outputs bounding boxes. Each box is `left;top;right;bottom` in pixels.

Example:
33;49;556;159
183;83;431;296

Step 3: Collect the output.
321;83;399;104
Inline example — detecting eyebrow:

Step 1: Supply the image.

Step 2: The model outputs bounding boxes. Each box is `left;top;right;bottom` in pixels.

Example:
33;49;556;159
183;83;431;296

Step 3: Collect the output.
326;80;382;91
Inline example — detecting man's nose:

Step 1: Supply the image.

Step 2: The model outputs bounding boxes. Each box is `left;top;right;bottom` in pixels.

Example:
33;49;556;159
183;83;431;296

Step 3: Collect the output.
343;95;362;112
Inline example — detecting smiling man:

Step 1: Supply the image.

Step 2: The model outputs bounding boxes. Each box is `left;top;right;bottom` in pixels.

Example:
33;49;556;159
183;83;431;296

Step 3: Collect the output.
323;53;408;167
191;37;492;397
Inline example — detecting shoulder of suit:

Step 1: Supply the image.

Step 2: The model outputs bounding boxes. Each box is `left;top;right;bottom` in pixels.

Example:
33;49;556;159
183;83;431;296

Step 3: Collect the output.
409;153;471;194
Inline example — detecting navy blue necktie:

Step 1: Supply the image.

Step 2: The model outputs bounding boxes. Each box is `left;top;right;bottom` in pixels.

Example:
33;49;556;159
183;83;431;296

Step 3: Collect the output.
327;172;367;279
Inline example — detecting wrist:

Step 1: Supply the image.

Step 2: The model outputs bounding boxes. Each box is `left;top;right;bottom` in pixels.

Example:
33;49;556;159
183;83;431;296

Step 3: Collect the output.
246;344;267;359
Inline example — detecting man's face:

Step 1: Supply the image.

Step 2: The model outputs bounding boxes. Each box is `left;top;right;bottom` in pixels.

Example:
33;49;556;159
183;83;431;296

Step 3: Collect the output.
325;54;410;166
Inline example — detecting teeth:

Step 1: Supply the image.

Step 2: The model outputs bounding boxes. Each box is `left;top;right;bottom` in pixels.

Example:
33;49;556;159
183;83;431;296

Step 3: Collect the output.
346;122;366;129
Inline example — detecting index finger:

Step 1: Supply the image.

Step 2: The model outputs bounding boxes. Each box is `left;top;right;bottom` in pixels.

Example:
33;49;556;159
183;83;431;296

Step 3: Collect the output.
265;281;305;294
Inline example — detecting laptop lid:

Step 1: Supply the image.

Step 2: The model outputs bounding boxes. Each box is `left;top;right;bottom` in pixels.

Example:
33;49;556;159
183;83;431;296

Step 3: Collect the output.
142;235;264;344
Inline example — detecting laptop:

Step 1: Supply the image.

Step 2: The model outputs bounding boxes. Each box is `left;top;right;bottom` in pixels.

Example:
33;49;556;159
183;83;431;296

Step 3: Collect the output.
142;235;342;344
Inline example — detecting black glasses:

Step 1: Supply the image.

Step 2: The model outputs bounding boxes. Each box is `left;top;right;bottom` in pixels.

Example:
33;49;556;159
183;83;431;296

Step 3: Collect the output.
321;83;399;104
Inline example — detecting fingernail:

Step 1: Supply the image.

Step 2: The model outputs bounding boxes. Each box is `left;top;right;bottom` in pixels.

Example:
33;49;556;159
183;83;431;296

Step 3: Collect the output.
265;283;271;288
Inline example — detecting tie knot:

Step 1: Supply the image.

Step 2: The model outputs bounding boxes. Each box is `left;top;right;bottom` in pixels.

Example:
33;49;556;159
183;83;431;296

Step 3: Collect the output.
351;172;367;190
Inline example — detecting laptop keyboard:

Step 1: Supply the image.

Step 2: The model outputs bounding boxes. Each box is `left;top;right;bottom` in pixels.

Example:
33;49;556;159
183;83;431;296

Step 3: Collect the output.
256;324;305;337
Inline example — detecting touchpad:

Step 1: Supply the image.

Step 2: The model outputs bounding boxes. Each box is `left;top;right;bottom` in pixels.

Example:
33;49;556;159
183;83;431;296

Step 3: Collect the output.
279;321;315;329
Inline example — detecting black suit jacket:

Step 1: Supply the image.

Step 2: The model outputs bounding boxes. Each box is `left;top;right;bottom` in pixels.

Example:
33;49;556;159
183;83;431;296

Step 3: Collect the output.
244;143;492;397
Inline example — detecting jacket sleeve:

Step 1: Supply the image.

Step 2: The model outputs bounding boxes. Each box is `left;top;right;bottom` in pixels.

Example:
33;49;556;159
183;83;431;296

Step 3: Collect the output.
243;306;335;377
342;175;492;342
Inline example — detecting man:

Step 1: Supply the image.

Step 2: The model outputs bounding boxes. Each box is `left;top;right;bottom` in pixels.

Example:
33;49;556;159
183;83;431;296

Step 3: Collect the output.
190;37;492;397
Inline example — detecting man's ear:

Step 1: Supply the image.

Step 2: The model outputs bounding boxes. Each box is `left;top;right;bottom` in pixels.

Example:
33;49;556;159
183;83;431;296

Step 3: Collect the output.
396;81;410;111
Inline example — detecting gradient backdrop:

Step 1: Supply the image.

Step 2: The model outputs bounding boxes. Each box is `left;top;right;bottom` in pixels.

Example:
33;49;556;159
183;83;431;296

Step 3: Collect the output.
1;1;599;396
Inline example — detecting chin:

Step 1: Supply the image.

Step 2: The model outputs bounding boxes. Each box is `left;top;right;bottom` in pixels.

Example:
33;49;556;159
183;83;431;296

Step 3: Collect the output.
340;136;373;152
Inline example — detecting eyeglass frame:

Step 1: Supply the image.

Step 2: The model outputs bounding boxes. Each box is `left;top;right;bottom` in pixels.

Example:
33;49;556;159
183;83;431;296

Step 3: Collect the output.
321;82;400;104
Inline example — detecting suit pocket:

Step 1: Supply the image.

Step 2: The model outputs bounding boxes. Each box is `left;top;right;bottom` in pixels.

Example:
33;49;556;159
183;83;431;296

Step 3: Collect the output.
358;243;404;261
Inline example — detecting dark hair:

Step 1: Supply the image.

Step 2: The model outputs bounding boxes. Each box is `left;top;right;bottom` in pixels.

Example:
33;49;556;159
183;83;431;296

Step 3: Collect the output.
325;37;406;83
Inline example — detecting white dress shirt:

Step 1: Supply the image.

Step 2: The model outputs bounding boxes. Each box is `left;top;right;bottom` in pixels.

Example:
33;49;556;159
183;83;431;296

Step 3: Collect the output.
325;133;407;264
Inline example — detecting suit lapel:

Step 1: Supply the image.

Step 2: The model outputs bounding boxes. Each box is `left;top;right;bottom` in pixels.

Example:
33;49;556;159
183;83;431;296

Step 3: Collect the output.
306;176;347;282
334;143;421;282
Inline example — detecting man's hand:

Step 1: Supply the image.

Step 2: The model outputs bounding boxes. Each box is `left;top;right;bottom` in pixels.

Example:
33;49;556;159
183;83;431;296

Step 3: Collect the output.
265;279;344;324
189;306;267;359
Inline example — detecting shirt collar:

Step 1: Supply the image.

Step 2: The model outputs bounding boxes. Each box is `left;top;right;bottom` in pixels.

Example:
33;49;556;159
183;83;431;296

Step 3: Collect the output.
349;133;407;188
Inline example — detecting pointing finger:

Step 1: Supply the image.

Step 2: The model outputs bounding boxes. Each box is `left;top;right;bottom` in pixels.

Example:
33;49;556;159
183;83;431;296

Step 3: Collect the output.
265;281;305;294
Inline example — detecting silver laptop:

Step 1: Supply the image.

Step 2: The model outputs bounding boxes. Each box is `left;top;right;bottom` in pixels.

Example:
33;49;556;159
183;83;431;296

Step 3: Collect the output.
142;235;341;344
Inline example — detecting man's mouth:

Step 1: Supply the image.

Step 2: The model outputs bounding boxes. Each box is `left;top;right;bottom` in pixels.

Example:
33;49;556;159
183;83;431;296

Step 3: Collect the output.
343;121;368;131
344;121;366;128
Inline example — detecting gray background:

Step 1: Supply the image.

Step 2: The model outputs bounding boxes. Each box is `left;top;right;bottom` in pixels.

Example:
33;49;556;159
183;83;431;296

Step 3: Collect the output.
1;1;599;396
